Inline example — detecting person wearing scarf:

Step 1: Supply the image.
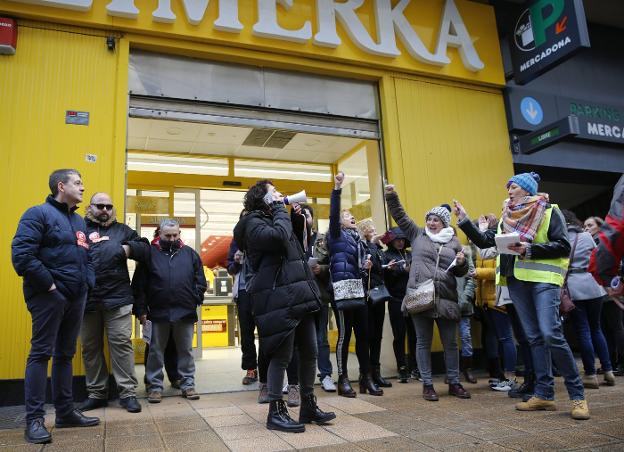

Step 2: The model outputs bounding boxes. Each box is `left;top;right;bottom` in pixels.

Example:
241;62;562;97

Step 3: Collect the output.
385;186;470;402
454;172;590;420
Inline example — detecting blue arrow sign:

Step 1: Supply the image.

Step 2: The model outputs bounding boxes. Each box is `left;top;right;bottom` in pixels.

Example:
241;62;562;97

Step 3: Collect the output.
520;97;544;126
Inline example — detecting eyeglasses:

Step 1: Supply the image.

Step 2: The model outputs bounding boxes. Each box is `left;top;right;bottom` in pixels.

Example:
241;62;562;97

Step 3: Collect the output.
93;204;113;211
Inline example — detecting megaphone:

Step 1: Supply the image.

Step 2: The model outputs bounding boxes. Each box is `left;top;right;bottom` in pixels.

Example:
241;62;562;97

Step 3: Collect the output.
284;190;307;205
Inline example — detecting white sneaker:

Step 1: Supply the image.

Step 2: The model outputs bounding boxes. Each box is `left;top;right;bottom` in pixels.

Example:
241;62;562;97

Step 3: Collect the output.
282;383;289;394
492;379;516;392
321;375;337;392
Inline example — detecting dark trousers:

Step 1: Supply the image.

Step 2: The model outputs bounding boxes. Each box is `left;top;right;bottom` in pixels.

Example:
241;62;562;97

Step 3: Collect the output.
388;301;417;371
315;303;333;380
236;290;258;371
259;341;299;385
144;330;180;384
267;314;317;400
571;297;612;375
25;290;86;421
602;299;624;367
367;301;385;368
333;305;370;375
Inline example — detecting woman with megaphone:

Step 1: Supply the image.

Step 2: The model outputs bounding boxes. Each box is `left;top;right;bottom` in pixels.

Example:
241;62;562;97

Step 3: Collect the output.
328;171;383;398
233;180;336;433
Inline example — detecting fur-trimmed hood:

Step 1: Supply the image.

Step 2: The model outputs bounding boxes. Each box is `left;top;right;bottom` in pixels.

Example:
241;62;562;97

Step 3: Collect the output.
85;208;117;227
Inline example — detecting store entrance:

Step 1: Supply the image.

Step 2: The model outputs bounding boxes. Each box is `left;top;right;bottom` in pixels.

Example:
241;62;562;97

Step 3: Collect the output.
126;112;388;394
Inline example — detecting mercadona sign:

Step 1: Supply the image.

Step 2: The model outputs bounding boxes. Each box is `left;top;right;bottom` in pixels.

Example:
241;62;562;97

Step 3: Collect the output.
510;0;590;85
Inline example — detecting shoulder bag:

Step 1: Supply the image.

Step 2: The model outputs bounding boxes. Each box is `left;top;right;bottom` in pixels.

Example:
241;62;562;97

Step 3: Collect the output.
403;244;443;315
559;234;579;317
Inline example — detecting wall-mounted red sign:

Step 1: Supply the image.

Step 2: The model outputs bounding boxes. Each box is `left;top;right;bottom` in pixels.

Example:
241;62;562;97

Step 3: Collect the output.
0;18;17;55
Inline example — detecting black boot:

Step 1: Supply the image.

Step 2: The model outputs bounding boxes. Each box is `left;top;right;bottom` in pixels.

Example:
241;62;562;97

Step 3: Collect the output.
24;418;51;444
359;373;383;396
398;366;410;383
372;365;392;388
509;373;535;399
461;357;477;384
299;394;336;425
266;400;305;433
55;409;100;428
337;374;356;398
78;397;108;411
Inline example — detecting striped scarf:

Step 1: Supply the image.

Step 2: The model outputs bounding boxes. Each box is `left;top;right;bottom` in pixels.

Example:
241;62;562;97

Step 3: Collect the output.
501;195;549;242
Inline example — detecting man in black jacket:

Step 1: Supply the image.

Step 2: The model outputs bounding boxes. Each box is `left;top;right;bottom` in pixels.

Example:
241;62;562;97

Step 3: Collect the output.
12;169;99;444
78;192;142;414
129;219;207;403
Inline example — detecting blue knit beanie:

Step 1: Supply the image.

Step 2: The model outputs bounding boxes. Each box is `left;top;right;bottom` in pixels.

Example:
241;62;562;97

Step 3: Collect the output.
507;172;540;196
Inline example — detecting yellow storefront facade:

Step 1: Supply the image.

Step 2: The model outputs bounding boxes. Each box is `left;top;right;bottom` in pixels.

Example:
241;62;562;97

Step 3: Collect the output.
0;0;514;392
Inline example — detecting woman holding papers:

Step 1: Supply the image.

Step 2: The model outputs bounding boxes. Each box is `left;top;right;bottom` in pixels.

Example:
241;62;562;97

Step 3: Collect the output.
384;184;470;402
453;172;589;421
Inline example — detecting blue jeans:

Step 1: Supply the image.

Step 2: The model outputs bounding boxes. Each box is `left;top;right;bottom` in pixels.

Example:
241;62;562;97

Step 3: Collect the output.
25;290;86;421
570;297;612;375
459;317;473;358
315;304;333;380
507;277;584;401
487;309;516;373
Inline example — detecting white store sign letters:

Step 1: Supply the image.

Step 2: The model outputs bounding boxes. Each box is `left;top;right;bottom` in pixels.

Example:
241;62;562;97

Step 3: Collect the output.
9;0;485;71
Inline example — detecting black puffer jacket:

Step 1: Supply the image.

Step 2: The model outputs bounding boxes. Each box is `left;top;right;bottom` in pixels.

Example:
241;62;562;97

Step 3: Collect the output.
85;211;142;312
129;239;207;323
12;195;94;300
233;203;320;355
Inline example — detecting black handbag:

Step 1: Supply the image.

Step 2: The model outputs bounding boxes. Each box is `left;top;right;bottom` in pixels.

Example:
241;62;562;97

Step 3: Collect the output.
368;284;392;306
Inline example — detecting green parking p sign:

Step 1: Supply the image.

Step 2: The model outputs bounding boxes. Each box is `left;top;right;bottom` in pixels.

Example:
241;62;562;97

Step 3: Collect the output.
510;0;590;85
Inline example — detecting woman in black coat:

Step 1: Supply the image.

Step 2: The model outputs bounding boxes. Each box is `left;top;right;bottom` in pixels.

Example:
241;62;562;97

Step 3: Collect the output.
233;180;335;433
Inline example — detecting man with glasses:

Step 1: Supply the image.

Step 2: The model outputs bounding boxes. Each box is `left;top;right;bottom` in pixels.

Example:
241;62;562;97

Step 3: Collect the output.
79;192;144;414
12;169;99;444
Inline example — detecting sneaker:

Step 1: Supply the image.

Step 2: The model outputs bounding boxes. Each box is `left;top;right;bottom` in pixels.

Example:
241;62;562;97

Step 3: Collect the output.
491;379;516;392
147;391;162;404
515;396;556;411
258;383;270;404
571;399;590;420
321;375;337;392
182;388;200;400
242;369;258;385
411;369;422;381
583;374;599;389
287;385;300;407
604;371;616;387
508;381;533;399
488;378;500;388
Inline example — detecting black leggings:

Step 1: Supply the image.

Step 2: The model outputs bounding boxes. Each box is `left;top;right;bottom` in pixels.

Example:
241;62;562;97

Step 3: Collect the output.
267;314;317;401
388;300;417;371
333;305;370;376
368;301;385;368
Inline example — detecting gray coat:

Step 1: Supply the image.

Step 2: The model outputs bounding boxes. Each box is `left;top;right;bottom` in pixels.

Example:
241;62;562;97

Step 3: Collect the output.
386;192;468;321
567;226;607;301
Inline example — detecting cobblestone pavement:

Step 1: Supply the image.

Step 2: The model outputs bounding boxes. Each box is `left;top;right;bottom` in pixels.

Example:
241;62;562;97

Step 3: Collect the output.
2;374;624;451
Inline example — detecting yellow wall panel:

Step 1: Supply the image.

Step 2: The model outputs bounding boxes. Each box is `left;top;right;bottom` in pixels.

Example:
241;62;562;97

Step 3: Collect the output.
386;77;514;234
0;24;127;379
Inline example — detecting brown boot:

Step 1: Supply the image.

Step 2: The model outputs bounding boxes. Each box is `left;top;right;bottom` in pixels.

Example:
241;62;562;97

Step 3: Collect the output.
422;384;439;401
461;357;477;384
449;383;471;399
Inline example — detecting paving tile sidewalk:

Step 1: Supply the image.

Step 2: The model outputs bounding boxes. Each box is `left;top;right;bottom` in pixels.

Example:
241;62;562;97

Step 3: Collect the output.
2;376;624;451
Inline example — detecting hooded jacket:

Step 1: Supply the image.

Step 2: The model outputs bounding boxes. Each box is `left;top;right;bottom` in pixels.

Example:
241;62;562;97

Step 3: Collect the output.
233;202;320;355
129;238;207;323
12;195;94;300
383;228;412;302
85;209;143;312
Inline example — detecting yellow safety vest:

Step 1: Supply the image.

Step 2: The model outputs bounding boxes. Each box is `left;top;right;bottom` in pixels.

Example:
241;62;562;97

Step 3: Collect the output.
496;205;568;287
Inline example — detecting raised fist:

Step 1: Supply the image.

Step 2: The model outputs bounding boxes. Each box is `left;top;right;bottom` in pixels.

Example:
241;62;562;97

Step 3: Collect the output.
334;171;345;189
